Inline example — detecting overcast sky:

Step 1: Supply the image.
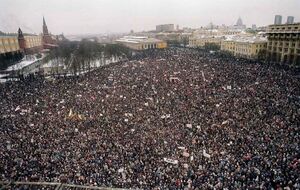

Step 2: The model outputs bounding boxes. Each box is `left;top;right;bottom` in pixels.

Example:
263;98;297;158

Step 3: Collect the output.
0;0;299;35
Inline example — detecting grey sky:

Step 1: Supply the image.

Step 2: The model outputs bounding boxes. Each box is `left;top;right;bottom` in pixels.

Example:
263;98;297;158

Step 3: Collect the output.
0;0;299;35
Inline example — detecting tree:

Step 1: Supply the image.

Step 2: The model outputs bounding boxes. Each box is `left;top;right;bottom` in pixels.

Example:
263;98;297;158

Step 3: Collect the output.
44;40;131;75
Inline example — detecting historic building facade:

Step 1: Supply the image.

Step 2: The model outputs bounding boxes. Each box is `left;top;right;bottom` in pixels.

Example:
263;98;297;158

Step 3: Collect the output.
221;37;267;60
189;36;224;48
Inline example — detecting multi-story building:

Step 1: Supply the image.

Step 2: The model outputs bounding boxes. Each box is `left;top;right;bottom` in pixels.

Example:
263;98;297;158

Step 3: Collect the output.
156;24;175;32
266;23;300;65
221;37;267;59
234;39;267;59
116;36;167;50
233;17;246;30
189;36;224;48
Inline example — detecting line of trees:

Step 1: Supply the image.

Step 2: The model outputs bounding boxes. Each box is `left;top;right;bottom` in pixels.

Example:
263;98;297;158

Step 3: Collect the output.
0;51;24;70
44;40;132;75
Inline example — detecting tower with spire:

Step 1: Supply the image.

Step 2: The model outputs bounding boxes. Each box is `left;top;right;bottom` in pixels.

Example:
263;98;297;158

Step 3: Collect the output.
43;16;49;35
42;16;57;49
17;28;26;51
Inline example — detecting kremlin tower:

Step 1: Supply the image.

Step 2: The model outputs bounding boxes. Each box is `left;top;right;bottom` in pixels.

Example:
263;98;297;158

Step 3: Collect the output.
42;17;57;49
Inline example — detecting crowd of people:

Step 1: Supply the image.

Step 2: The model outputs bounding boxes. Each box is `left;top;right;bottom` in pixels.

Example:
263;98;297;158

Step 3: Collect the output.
0;48;299;189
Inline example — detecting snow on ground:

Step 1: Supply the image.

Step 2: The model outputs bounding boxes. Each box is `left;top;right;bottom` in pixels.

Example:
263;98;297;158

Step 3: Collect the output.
41;60;65;68
6;54;46;71
0;73;9;78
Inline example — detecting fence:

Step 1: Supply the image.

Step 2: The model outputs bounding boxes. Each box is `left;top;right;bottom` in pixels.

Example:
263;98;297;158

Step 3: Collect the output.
0;181;129;190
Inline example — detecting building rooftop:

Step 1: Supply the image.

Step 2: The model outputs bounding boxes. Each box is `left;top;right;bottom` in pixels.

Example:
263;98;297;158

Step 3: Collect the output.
116;36;163;44
224;36;267;43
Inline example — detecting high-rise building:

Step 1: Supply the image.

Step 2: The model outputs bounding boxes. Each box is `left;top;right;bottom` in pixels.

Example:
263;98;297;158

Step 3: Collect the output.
266;23;300;65
236;17;243;26
287;16;294;24
233;17;246;30
274;15;282;25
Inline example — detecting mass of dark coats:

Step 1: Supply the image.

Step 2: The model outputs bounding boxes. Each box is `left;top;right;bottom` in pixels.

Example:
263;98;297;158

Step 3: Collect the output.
0;48;299;189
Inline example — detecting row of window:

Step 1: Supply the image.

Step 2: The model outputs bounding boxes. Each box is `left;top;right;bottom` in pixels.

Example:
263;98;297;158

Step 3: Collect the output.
268;47;300;53
269;42;299;47
142;44;157;49
270;26;299;30
236;48;251;53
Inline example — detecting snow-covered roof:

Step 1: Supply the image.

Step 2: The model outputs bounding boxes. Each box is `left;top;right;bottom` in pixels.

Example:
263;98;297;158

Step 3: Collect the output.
116;36;163;44
224;36;267;43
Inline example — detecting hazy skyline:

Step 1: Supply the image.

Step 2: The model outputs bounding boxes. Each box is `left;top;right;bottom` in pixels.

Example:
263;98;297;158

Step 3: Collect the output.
0;0;299;35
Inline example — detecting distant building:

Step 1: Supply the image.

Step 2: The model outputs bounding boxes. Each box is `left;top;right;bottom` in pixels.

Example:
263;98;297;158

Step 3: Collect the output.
266;23;300;65
287;16;294;24
156;24;175;32
221;37;267;60
236;17;243;26
252;24;257;30
116;36;167;50
232;17;246;30
189;36;224;48
274;15;282;25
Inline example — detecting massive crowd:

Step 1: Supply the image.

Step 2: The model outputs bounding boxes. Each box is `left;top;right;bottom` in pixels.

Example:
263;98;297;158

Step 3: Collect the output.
0;48;299;189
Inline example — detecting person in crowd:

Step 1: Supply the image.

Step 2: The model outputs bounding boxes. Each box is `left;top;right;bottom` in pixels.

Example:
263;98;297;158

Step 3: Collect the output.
0;48;299;189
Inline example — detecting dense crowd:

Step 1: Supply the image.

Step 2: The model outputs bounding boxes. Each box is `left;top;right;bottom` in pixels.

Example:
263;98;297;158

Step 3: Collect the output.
0;48;299;189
